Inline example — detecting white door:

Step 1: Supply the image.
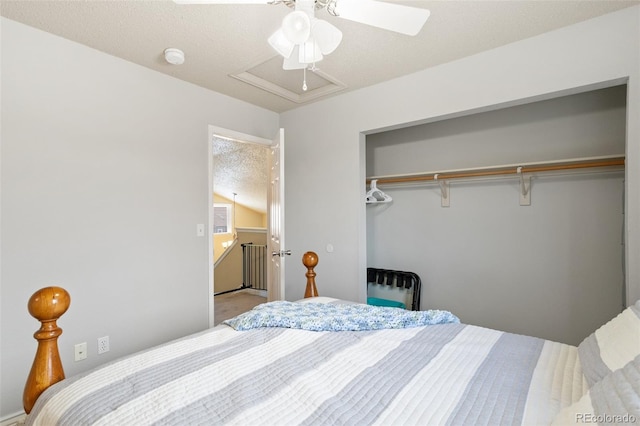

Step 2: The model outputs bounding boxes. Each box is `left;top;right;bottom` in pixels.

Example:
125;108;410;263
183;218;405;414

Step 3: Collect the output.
267;128;287;302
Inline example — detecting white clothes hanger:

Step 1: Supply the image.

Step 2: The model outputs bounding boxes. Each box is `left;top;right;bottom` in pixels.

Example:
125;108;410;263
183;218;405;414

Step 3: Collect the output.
366;179;392;204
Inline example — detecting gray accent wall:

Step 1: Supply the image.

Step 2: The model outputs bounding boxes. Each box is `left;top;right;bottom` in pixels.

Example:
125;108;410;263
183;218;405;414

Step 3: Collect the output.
0;18;278;418
366;87;626;345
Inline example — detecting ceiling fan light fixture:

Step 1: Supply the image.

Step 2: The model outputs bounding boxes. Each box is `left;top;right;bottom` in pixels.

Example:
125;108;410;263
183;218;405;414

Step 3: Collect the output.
311;19;342;55
282;10;311;44
282;46;307;70
299;39;323;64
268;29;295;58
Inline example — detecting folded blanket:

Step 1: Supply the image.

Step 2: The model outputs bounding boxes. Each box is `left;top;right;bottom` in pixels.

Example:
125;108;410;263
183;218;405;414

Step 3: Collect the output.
223;301;459;331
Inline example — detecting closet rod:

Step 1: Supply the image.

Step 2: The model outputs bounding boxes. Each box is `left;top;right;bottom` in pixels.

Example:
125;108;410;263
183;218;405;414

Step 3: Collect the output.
367;156;624;185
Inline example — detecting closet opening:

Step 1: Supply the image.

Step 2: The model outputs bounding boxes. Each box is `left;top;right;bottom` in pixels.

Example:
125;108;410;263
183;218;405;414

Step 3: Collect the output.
365;84;627;345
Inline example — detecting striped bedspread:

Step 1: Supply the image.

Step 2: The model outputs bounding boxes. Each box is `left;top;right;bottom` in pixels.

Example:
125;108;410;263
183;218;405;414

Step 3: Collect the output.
26;311;586;425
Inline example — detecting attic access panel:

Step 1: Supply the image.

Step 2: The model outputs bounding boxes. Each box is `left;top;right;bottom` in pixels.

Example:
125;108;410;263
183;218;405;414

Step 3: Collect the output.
231;56;346;103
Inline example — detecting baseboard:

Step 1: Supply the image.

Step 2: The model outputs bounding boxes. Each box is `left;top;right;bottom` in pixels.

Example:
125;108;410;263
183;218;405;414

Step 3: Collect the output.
0;412;26;426
243;288;267;297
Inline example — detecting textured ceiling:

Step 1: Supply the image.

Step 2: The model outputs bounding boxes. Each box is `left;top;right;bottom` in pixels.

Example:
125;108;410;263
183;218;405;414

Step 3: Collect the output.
213;137;269;213
2;0;638;215
2;0;638;114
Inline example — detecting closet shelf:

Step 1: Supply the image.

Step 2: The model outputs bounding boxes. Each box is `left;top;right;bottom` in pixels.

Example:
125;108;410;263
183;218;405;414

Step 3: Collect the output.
366;155;625;186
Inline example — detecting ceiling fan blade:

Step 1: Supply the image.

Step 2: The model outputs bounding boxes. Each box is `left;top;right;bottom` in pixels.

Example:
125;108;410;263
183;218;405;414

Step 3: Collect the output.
173;0;269;4
333;0;430;36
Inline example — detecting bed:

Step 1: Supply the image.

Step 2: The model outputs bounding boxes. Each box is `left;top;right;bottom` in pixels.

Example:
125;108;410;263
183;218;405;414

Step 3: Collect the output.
23;252;640;425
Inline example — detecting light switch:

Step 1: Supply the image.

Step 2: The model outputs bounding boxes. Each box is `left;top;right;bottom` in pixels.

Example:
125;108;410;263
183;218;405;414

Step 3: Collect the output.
197;224;205;237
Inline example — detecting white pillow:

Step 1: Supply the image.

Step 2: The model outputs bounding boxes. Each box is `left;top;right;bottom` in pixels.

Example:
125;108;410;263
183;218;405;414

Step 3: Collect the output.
552;355;640;425
578;300;640;387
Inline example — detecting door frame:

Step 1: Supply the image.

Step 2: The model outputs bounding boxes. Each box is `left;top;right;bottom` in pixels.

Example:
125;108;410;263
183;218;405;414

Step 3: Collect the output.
207;125;274;328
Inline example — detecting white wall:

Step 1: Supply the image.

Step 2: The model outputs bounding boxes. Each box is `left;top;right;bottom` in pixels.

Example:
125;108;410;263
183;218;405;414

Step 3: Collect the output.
0;18;278;418
366;87;626;345
280;6;640;320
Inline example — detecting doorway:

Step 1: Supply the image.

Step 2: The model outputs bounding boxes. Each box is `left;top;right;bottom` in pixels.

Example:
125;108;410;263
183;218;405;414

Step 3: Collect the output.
207;126;290;327
211;135;269;325
207;126;280;327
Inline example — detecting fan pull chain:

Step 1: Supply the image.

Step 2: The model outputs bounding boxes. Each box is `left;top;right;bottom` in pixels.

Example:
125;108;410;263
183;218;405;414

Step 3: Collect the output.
303;67;308;91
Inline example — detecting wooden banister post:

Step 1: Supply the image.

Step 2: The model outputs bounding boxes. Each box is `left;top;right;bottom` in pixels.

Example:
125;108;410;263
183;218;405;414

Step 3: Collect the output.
302;251;319;298
23;287;70;414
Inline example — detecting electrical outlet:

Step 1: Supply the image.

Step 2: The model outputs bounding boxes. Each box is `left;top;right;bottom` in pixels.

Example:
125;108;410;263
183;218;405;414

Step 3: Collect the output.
97;336;110;354
74;342;87;361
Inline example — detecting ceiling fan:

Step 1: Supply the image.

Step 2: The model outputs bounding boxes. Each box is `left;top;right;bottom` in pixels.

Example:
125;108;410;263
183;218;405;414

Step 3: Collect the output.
174;0;430;87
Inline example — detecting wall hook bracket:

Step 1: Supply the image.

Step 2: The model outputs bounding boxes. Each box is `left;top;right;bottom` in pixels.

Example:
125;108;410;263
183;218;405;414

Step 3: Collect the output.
434;174;450;207
517;167;531;206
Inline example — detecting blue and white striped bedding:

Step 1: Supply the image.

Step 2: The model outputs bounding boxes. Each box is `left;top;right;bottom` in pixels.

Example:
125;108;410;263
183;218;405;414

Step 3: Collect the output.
552;355;640;425
26;300;589;426
578;300;640;387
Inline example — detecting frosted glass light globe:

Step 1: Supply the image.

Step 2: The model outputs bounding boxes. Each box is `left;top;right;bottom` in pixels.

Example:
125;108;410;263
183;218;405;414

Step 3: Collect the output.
282;11;311;45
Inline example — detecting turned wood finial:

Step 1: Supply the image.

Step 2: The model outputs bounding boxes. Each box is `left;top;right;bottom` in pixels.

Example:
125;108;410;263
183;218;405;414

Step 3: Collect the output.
23;287;70;414
303;251;319;298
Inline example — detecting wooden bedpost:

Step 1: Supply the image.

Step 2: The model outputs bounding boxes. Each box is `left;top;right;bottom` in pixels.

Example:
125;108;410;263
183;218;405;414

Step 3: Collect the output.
302;251;319;298
23;287;70;414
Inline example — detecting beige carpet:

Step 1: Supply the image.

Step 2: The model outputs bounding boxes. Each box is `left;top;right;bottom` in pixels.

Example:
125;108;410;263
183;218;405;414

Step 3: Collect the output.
214;290;266;325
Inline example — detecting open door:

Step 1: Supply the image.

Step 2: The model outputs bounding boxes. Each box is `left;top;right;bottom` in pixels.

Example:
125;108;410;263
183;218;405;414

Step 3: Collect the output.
267;128;287;302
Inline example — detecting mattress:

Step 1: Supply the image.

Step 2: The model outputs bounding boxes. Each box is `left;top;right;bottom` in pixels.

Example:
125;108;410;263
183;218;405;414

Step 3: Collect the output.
26;307;587;426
